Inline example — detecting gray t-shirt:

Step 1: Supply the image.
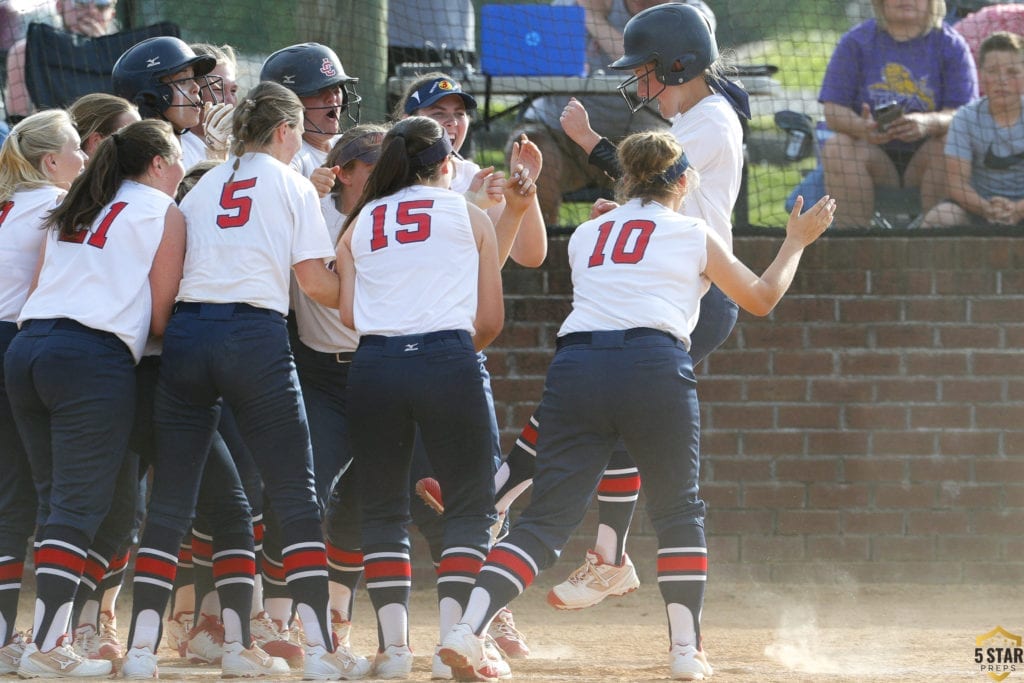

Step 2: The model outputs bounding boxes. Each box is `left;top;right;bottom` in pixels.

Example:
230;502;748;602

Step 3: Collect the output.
946;97;1024;200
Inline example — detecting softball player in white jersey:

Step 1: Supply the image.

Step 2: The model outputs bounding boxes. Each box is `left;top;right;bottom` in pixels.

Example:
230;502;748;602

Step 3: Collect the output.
260;43;361;198
0;110;85;673
5;118;185;679
291;124;387;668
440;131;835;683
335;115;533;679
396;73;547;267
477;3;751;610
122;81;366;681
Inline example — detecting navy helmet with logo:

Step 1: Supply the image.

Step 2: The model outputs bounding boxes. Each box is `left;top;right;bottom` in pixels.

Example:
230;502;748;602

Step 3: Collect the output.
260;42;361;126
112;36;216;120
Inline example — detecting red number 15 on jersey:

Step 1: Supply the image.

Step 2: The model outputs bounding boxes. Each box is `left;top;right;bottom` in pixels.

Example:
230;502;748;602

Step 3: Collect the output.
369;200;433;251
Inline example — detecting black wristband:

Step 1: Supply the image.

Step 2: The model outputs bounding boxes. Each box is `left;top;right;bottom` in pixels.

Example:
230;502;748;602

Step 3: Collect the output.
588;137;622;180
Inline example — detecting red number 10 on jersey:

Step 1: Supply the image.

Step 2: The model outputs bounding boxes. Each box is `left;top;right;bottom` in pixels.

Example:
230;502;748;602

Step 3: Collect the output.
587;219;655;267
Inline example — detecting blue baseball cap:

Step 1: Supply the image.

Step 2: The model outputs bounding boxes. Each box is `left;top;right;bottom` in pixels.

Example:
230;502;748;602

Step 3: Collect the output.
404;76;477;115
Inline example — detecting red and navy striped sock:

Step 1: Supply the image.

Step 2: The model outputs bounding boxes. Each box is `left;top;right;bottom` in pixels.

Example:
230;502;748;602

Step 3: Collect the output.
70;547;111;629
326;543;362;617
169;538;194;616
281;518;331;651
33;525;90;651
656;524;707;647
495;414;539;512
213;532;255;647
0;554;25;644
362;543;410;647
468;539;542;635
437;546;485;613
260;514;290;603
128;524;183;650
191;525;214;614
98;549;131;599
596;451;642;563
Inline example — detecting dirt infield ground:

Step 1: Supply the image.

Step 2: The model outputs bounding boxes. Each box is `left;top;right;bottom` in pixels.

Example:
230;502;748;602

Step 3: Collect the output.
17;569;1023;681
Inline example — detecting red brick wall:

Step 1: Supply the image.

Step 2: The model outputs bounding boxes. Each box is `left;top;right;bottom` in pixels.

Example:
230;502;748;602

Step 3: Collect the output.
489;234;1024;583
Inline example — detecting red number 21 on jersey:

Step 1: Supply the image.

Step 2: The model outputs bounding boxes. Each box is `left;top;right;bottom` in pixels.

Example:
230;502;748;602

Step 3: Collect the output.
369;199;433;251
58;201;128;248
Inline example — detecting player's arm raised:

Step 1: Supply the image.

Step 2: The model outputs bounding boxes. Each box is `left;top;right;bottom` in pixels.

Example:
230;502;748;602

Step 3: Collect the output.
468;203;504;350
506;133;547;268
704;195;835;316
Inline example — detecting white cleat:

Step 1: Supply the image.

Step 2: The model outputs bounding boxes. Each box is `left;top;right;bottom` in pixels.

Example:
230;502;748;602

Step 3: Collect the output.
164;611;193;658
370;644;414;680
121;645;159;679
0;632;28;674
17;638;112;678
670;643;713;680
221;641;289;678
303;642;371;680
438;624;500;682
547;550;640;610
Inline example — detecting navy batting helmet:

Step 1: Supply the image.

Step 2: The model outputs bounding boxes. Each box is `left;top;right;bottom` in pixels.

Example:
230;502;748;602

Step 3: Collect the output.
260;43;361;126
611;3;717;85
608;3;718;112
113;36;216;120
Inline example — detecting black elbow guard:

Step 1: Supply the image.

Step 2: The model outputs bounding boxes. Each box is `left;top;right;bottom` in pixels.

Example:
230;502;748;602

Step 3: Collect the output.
588;137;622;180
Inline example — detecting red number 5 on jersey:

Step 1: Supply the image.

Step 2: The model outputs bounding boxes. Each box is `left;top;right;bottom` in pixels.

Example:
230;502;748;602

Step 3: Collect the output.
369;199;434;251
587;219;656;267
217;178;258;229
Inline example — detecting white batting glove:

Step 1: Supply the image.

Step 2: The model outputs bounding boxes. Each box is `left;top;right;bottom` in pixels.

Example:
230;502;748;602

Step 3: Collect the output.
204;102;234;153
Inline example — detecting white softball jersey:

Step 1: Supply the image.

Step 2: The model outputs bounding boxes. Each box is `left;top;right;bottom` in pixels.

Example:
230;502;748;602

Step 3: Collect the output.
559;198;711;348
292;196;359;353
0;185;63;322
350;185;477;337
19;180;173;362
177;153;335;315
291;137;337;179
671;93;743;249
180;131;208;171
449;155;479;195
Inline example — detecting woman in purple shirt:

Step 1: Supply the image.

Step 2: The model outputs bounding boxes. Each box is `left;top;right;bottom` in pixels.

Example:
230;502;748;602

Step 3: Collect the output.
819;0;977;228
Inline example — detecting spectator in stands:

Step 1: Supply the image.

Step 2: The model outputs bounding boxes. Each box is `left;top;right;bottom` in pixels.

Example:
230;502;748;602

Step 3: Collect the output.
921;31;1024;227
953;2;1024;89
387;0;475;78
6;0;119;120
820;0;978;228
507;0;699;224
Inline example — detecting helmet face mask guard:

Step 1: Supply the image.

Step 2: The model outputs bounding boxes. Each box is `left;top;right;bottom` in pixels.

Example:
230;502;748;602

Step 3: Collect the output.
609;4;718;114
113;37;217;126
616;62;666;114
164;72;222;115
300;83;362;135
260;43;361;134
196;74;227;107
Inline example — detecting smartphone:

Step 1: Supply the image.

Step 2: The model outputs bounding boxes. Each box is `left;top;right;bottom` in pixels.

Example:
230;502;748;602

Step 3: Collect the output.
872;101;904;133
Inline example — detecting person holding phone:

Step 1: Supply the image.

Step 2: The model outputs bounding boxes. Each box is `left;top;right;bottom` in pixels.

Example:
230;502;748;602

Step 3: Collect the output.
819;0;977;228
